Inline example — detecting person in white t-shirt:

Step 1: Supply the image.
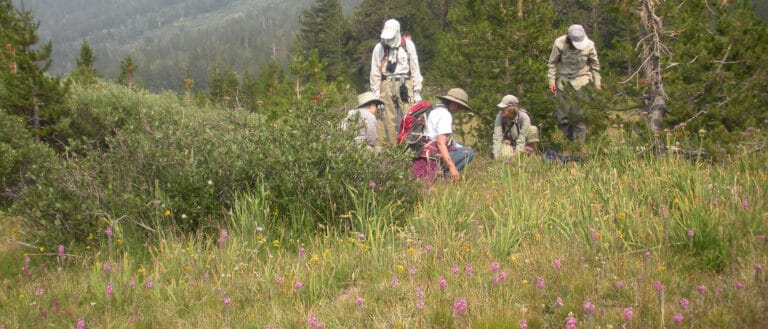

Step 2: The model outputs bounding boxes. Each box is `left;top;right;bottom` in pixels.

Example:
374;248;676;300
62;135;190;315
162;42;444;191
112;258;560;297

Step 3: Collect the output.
412;88;475;181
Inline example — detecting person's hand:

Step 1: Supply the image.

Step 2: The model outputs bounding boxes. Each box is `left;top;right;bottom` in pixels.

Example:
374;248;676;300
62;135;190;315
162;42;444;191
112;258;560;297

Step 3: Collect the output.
595;84;602;91
448;167;460;181
549;84;557;94
413;91;422;103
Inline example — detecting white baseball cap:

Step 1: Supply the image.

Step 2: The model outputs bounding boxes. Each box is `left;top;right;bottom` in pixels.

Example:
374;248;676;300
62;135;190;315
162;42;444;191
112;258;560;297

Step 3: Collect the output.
380;19;400;39
567;24;590;50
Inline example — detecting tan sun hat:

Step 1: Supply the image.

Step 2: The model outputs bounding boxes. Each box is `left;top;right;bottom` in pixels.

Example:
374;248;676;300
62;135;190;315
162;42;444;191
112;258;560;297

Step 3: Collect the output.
438;88;471;111
357;91;383;108
567;24;590;50
497;95;519;109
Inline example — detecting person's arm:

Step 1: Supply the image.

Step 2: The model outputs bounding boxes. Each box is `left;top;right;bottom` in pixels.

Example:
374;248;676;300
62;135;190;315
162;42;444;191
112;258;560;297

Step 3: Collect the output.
437;134;459;180
406;39;423;99
547;39;562;94
492;112;504;160
588;44;602;90
370;44;383;95
515;112;531;152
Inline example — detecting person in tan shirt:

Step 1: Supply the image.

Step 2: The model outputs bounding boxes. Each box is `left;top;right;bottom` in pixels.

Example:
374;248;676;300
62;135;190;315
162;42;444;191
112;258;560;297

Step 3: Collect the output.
547;24;602;144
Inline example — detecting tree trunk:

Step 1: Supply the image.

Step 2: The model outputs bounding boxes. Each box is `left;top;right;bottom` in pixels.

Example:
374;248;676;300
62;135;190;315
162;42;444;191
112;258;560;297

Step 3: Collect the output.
640;0;668;132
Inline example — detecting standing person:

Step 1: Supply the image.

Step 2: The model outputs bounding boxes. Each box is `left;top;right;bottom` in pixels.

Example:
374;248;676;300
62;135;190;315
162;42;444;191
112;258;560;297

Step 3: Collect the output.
341;91;383;149
547;24;602;144
412;88;475;181
492;95;539;160
370;18;424;145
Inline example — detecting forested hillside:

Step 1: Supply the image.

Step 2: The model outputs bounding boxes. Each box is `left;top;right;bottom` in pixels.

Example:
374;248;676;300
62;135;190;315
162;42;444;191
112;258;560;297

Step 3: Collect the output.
14;0;361;91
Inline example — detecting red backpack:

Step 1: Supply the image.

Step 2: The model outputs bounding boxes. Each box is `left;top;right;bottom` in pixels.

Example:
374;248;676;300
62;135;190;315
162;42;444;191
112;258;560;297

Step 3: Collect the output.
397;101;434;156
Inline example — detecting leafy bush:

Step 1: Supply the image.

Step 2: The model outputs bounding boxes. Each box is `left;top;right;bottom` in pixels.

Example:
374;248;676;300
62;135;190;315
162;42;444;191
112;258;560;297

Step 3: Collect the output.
0;111;59;208
14;82;421;244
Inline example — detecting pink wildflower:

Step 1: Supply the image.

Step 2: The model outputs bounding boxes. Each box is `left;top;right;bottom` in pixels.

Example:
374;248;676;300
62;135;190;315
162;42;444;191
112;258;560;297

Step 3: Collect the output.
735;280;744;289
439;277;447;291
76;318;86;329
615;280;625;288
58;245;65;257
556;297;564;307
451;264;459;275
499;271;507;281
465;264;473;276
583;300;595;315
355;297;364;306
35;287;44;296
298;246;306;256
696;285;707;294
624;307;634;321
536;277;545;289
453;297;468;314
687;230;694;239
145;280;153;289
590;230;599;242
129;280;136;289
679;298;689;310
565;315;577;329
673;313;684;326
519;319;528;328
217;229;228;246
424;245;432;253
103;263;112;274
391;276;399;288
644;251;651;260
755;263;763;272
106;282;113;298
223;297;231;307
490;261;500;273
553;258;562;270
653;281;665;293
409;266;417;275
294;281;303;290
742;199;749;210
256;226;264;233
105;226;113;239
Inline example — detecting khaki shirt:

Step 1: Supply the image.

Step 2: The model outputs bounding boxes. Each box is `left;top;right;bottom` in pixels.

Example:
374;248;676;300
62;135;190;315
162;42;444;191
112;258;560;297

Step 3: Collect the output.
492;110;531;159
547;35;601;91
370;38;423;95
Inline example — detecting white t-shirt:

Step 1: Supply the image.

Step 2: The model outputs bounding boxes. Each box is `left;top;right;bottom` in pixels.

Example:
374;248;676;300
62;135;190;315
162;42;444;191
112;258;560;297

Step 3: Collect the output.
425;105;452;140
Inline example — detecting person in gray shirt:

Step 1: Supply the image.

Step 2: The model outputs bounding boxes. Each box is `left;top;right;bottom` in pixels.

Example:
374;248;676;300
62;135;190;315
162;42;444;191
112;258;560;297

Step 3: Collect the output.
341;92;383;149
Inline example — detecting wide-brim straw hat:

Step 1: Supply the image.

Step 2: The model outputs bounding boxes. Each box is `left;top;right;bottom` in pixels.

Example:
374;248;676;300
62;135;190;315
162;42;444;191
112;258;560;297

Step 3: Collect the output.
357;91;383;107
438;88;471;111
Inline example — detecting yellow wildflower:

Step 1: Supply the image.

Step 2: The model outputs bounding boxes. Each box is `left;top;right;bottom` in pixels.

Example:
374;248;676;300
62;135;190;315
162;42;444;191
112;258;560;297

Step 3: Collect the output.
87;233;94;240
116;239;123;246
39;247;45;253
164;209;171;217
18;294;25;301
396;264;405;273
310;254;320;263
272;240;280;248
617;212;626;221
522;279;528;285
408;247;415;255
322;249;330;259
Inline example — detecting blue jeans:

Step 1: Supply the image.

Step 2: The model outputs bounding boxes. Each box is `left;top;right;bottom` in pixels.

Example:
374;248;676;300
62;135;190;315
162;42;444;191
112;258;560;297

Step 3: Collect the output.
444;146;475;176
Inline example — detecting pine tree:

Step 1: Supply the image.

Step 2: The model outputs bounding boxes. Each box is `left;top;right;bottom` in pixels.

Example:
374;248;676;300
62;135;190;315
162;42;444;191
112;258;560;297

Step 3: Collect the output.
73;38;98;83
295;0;354;82
118;56;136;88
0;1;68;141
208;63;241;110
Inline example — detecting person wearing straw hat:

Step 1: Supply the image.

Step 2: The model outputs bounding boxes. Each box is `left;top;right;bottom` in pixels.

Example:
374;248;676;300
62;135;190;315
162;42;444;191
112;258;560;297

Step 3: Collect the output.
341;91;384;149
412;88;475;181
370;18;424;146
547;24;602;144
492;94;539;160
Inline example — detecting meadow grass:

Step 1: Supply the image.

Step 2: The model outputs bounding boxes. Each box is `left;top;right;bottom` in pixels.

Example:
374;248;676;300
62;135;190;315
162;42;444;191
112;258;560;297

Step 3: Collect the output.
1;142;767;328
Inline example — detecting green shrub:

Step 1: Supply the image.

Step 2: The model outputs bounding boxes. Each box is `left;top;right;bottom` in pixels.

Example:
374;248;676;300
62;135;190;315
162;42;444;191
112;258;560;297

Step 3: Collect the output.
14;82;421;245
0;111;59;208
